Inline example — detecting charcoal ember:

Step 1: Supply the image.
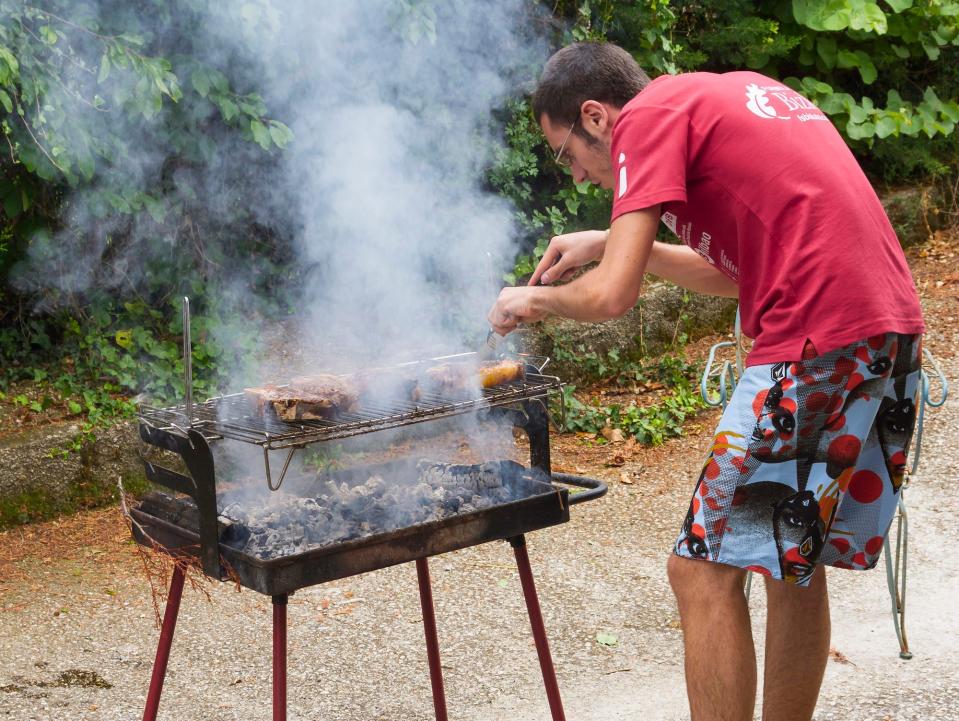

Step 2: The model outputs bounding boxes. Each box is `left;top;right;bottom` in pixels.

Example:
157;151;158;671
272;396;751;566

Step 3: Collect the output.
342;478;381;515
471;493;492;510
210;459;541;560
415;459;522;492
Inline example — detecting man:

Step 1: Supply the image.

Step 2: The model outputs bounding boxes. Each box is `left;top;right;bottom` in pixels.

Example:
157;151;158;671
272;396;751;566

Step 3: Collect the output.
488;42;924;721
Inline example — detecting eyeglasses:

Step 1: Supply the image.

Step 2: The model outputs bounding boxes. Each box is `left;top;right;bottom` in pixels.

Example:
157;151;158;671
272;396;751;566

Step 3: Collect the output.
553;120;576;168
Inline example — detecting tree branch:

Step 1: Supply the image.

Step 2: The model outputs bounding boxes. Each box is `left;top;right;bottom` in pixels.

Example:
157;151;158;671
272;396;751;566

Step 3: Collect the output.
16;111;67;175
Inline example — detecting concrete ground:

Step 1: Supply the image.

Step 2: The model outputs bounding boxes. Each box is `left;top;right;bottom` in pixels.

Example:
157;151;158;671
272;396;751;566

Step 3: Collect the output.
0;348;955;721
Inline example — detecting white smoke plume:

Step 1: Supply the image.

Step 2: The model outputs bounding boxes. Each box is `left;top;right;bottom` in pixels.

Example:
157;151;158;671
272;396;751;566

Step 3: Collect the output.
252;0;547;368
12;0;549;378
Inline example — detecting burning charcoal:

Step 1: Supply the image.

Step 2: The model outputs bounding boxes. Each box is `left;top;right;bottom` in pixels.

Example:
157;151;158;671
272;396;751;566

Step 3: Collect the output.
191;458;547;560
471;494;493;510
221;521;252;549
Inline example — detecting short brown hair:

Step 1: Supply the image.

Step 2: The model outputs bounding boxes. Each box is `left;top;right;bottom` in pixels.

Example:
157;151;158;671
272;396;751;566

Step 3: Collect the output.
532;42;650;129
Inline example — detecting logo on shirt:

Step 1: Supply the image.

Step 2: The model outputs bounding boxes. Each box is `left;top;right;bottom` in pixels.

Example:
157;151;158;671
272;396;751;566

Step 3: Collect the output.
720;249;739;279
744;83;827;123
617;152;628;198
661;211;677;234
745;84;778;119
695;232;715;264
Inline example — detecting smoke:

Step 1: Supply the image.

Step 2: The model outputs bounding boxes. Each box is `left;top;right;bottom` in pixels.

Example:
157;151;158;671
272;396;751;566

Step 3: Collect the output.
11;0;549;377
257;0;547;367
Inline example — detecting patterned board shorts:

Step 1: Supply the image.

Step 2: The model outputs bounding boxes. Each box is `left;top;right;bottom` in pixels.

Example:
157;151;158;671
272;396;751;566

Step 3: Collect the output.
674;333;922;586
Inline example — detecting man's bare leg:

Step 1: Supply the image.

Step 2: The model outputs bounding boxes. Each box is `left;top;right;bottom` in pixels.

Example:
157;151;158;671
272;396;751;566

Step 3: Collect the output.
761;566;830;721
667;554;757;721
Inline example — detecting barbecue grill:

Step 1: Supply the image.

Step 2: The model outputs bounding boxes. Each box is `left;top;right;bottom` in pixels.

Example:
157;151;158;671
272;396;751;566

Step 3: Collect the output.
132;298;606;721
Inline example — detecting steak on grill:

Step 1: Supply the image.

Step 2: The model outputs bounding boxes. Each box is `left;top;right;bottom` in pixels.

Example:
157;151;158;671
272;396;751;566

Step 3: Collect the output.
245;374;360;421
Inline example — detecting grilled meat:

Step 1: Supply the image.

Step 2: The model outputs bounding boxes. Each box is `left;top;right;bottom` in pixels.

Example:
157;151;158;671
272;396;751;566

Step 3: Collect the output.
425;359;525;397
478;359;526;388
245;374;360;421
245;360;524;421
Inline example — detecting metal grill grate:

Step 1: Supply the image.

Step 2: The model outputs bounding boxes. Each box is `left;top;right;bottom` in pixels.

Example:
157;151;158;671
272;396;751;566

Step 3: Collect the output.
139;372;561;450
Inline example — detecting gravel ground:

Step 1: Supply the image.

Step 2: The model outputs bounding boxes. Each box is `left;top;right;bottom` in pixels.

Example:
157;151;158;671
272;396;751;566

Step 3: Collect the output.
1;242;957;720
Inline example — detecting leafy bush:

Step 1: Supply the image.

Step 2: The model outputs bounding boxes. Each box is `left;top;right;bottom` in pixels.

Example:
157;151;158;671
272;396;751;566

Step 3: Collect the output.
548;346;705;445
0;2;300;429
553;382;704;445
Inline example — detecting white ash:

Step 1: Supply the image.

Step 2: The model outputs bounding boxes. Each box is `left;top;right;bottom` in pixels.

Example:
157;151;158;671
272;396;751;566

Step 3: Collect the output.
218;460;541;560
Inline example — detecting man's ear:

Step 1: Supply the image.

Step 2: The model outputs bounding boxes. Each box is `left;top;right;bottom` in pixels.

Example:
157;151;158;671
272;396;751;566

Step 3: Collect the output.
579;100;612;137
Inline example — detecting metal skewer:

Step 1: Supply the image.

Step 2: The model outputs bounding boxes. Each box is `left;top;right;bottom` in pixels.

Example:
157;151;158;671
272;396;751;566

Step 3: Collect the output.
182;296;193;426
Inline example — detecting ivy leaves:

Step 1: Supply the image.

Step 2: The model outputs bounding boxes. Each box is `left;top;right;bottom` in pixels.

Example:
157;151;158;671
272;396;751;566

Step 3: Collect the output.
788;77;959;143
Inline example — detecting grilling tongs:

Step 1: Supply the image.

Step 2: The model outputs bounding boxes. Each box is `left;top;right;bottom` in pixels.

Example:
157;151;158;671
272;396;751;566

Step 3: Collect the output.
479;252;508;361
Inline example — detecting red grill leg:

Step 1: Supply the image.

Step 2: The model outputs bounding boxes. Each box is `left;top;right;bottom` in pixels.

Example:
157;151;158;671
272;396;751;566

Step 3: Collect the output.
273;595;288;721
143;565;186;721
510;535;567;721
416;558;449;721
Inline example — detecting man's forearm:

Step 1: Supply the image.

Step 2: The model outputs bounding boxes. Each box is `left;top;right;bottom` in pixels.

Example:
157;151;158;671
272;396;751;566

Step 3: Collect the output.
646;241;739;297
531;274;624;322
531;209;660;322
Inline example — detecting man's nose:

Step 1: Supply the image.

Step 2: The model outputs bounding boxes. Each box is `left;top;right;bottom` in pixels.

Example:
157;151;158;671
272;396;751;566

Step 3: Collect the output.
571;162;587;184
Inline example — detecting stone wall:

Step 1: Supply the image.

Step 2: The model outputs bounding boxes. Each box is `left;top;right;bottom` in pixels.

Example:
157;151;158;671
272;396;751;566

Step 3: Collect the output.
522;281;738;381
0;421;146;528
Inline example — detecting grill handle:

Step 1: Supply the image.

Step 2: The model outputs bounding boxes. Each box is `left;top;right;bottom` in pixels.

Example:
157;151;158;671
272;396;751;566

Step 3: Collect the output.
551;472;607;505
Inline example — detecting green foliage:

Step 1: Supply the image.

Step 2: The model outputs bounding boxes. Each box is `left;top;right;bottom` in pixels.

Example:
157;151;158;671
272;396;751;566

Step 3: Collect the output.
549;347;705;445
554;382;704;445
0;290;250;449
0;1;299;434
0;2;291;205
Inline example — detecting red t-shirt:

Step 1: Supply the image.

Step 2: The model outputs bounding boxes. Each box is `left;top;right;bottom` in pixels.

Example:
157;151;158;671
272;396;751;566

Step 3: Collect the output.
610;71;924;365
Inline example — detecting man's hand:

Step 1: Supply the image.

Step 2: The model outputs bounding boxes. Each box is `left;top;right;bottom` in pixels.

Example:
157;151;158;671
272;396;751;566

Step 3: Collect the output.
488;207;660;332
528;229;609;286
487;286;547;336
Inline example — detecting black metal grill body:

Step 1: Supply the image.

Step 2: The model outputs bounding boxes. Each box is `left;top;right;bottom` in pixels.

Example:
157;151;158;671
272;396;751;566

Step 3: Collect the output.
131;449;570;596
133;368;600;595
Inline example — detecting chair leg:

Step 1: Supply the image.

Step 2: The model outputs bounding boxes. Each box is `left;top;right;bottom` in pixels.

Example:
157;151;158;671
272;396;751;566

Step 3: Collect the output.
273;594;288;721
884;496;912;659
416;558;449;721
510;535;566;721
143;565;186;721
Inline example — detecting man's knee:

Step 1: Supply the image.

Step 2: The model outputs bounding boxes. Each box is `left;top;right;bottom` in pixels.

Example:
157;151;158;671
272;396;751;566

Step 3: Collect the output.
667;554;746;608
764;564;829;609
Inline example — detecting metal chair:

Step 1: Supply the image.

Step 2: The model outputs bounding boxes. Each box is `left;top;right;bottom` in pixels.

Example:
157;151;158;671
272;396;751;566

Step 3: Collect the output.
699;315;948;657
883;347;948;658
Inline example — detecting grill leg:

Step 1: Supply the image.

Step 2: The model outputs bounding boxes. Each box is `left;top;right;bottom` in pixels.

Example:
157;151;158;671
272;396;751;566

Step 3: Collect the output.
416;558;449;721
143;565;186;721
510;535;566;721
273;594;288;721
